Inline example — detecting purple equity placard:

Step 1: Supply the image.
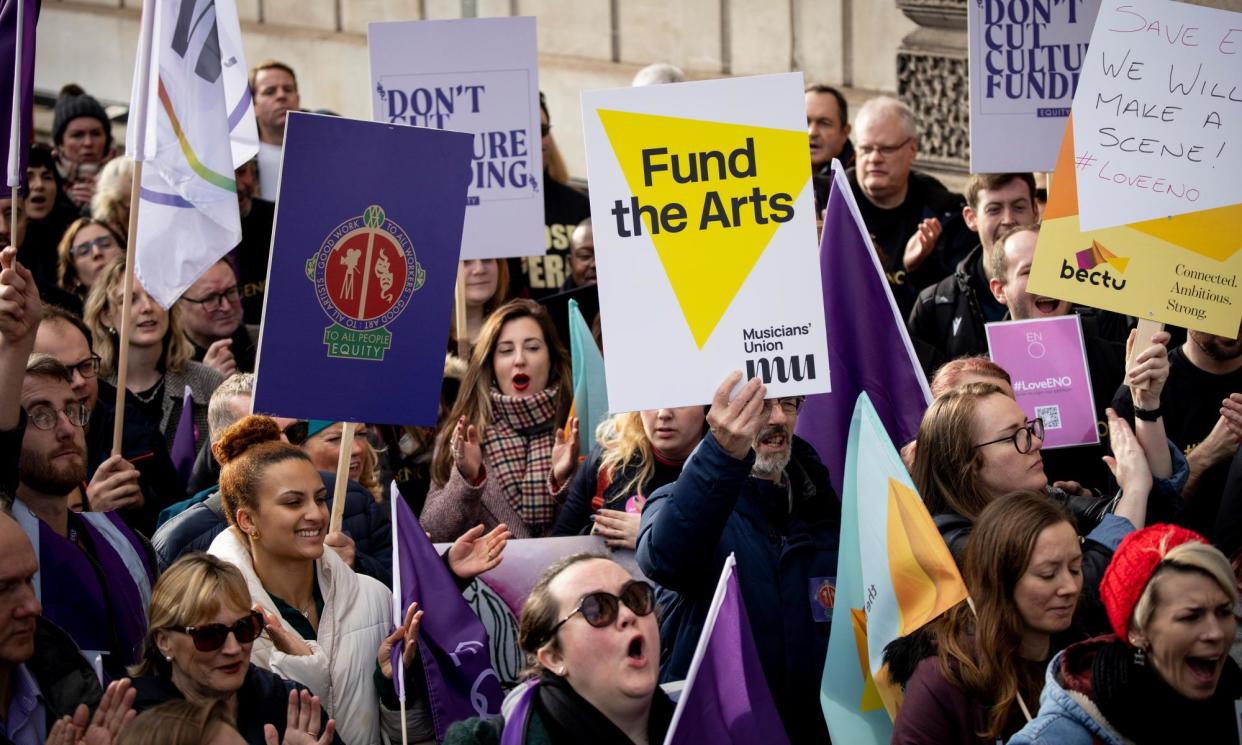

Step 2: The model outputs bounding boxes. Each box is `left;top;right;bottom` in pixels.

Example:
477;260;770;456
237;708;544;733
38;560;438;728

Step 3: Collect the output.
985;315;1099;450
253;112;472;425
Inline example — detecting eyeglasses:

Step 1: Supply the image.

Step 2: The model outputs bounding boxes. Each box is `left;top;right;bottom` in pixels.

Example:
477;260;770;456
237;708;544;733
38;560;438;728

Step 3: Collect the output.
543;580;655;645
25;401;90;430
69;234;116;258
856;137;913;158
540;123;552;137
181;286;240;310
973;418;1045;454
762;397;805;416
67;354;100;381
168;611;264;653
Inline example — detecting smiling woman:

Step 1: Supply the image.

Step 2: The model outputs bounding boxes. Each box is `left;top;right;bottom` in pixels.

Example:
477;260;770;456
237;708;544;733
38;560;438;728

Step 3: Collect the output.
205;415;419;745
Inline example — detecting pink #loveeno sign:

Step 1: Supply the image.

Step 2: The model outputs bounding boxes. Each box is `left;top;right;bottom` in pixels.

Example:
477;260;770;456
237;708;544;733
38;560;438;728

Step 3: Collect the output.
985;315;1099;450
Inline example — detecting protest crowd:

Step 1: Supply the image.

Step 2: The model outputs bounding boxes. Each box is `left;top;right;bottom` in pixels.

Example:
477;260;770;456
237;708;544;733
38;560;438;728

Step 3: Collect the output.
1;4;1242;745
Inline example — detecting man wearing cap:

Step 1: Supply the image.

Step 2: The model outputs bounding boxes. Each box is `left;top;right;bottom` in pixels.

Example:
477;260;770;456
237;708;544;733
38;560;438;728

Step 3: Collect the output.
51;91;114;210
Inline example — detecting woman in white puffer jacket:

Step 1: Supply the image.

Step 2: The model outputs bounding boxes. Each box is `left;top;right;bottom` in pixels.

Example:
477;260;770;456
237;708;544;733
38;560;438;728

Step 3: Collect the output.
206;415;423;745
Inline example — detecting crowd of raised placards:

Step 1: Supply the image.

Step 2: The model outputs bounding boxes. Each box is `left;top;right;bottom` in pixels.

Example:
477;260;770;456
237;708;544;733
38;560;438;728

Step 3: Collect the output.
1;47;1241;745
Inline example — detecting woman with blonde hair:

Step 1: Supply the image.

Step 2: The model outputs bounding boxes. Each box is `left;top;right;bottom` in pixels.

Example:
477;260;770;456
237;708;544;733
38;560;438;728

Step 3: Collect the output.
552;407;706;549
127;553;338;745
84;258;222;458
90;156;133;242
57;217;123;299
423;299;579;541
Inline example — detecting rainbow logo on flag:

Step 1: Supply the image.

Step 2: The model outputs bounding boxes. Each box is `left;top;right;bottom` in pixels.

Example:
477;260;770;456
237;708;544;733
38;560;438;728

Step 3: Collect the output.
1075;240;1129;274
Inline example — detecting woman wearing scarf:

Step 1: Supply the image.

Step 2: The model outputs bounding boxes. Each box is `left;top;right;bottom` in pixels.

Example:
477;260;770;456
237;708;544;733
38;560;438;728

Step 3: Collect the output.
1011;524;1242;744
423;300;579;541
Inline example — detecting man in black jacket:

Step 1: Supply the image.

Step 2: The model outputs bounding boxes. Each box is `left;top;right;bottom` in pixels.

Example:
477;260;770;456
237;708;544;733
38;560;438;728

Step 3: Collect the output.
906;172;1037;373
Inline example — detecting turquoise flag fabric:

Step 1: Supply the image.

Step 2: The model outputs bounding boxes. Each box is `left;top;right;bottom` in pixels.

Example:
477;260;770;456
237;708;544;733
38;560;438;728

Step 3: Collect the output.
820;393;896;744
569;297;608;454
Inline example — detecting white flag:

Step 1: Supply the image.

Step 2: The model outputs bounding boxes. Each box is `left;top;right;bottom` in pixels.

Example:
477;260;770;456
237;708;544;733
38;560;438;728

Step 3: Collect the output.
128;0;258;308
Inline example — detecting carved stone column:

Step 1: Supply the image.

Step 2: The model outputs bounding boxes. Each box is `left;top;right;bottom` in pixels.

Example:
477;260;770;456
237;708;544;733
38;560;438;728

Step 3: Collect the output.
896;0;969;174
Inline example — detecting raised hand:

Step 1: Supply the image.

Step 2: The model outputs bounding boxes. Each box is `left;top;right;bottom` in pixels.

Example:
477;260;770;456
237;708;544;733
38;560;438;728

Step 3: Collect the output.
0;246;41;345
86;454;144;512
323;531;356;568
1126;329;1171;408
451;416;484;482
551;416;580;486
202;338;237;378
264;690;336;745
903;217;942;272
1103;409;1153;498
591;509;641;550
447;522;512;580
706;371;768;460
377;601;423;680
259;605;313;656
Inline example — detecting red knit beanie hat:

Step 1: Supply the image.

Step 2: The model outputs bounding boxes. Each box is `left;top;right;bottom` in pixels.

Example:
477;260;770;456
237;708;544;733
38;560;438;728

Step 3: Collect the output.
1100;523;1208;642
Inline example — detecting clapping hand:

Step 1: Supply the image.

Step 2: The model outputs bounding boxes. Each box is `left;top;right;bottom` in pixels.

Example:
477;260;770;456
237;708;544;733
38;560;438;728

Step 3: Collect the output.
447;523;512;580
264;690;336;745
377;601;423;680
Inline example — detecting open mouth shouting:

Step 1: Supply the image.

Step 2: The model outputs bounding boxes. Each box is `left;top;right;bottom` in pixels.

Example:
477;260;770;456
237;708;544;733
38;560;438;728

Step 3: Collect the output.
625;633;649;668
1032;296;1064;315
756;425;789;453
511;373;531;393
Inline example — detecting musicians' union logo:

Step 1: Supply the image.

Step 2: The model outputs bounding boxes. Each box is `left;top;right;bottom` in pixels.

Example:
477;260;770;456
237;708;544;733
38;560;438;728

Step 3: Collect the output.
305;205;424;361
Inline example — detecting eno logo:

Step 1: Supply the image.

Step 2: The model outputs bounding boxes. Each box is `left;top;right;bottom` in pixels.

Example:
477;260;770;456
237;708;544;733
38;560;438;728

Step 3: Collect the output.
1060;240;1128;291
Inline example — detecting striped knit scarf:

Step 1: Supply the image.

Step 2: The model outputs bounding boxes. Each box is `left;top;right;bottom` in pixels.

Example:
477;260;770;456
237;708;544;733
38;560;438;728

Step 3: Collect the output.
485;386;559;530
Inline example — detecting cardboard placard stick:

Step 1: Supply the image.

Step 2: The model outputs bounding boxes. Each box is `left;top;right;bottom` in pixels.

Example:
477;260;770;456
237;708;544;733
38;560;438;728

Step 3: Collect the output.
328;421;357;534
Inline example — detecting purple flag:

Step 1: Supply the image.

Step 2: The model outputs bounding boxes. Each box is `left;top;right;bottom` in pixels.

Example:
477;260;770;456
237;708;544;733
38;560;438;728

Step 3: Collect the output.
391;492;503;742
2;0;39;199
665;554;789;745
793;160;931;492
170;385;196;490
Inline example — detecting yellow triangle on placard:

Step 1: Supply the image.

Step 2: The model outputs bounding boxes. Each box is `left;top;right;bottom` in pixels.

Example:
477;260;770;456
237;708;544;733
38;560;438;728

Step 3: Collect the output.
1106;256;1130;273
598;109;810;348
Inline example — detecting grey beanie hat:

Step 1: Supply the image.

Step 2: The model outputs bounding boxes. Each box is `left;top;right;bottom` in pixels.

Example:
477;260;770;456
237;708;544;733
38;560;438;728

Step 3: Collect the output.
52;94;112;149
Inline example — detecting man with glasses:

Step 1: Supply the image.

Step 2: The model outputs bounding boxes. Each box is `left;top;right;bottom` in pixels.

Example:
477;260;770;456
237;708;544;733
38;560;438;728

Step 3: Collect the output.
849;96;972;316
177;259;258;376
11;355;156;680
637;373;841;742
33;305;179;531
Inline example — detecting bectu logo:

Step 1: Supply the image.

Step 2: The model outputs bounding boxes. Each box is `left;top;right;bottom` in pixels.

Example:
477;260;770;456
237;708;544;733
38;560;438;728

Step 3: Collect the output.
1060;240;1128;291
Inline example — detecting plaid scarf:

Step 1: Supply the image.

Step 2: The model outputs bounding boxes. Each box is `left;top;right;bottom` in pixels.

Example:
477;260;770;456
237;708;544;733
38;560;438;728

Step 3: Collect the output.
485;386;560;530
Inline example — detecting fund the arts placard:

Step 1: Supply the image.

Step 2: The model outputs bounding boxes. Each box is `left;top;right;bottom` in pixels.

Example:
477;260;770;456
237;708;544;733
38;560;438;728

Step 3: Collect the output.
581;73;830;412
369;16;543;259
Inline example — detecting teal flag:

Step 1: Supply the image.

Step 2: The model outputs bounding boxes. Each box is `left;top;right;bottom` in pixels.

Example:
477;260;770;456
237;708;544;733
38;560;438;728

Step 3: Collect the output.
569;298;608;455
820;393;896;744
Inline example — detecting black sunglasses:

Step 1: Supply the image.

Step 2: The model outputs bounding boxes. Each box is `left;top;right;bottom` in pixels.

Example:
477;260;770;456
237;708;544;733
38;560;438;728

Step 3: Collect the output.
544;580;655;645
168;610;264;652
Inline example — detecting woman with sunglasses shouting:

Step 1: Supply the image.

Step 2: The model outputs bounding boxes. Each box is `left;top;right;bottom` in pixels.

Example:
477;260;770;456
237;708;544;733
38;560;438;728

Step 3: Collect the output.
446;553;671;745
128;553;341;745
205;415;425;745
912;381;1185;630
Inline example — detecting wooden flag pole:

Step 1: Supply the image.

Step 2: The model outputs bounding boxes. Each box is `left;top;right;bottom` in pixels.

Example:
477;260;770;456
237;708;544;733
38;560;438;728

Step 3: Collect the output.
399;698;408;745
454;265;469;359
110;159;145;456
111;0;156;456
328;421;357;534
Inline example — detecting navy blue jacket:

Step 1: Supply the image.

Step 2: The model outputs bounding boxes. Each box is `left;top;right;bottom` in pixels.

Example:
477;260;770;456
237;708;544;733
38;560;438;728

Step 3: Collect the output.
637;433;841;743
151;471;393;586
